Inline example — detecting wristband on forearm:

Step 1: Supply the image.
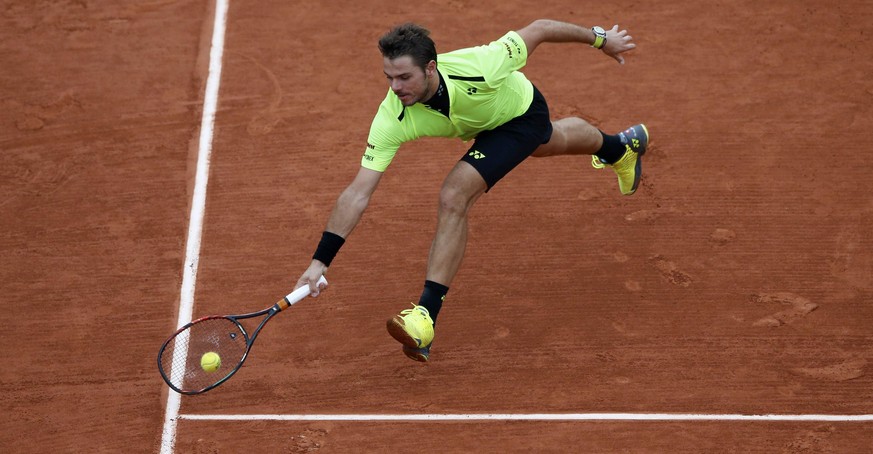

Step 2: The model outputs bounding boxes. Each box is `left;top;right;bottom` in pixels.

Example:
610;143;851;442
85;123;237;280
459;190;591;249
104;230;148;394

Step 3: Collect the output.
312;231;345;266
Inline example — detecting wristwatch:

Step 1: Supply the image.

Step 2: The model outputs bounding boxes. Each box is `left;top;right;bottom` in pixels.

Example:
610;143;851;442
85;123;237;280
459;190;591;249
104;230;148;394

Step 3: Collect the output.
591;26;607;49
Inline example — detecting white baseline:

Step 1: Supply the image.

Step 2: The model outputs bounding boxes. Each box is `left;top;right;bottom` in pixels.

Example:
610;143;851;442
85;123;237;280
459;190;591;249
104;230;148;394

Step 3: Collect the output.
179;413;873;422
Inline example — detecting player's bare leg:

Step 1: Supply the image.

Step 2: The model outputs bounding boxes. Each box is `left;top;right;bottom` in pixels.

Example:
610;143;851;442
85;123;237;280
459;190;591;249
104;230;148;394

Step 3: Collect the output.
533;117;650;195
426;161;487;286
531;117;602;157
387;161;486;362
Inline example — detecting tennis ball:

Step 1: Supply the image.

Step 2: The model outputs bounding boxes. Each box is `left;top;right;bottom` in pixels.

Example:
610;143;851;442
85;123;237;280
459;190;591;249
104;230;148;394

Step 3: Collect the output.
201;352;221;372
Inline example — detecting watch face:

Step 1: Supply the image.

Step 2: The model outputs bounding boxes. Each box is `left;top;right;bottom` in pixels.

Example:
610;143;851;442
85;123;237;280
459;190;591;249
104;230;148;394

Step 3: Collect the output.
593;26;605;34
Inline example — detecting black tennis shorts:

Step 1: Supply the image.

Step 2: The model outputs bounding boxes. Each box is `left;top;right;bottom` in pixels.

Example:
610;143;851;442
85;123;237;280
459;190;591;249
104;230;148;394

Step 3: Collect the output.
460;84;552;190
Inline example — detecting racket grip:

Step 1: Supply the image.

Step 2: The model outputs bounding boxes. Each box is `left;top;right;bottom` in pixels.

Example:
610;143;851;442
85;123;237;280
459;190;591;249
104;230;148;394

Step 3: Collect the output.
280;275;328;308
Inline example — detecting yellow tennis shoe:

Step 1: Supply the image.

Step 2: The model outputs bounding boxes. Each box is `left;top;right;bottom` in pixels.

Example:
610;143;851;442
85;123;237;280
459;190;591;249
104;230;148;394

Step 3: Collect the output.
592;124;650;195
387;304;434;354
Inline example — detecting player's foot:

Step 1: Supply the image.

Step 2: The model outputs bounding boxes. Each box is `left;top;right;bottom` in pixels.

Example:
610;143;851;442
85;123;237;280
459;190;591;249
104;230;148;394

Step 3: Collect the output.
387;304;435;350
591;124;649;195
402;344;431;362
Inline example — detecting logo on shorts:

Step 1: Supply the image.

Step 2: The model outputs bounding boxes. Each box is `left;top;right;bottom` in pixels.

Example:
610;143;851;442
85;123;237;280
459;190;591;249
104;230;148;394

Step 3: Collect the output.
469;150;486;159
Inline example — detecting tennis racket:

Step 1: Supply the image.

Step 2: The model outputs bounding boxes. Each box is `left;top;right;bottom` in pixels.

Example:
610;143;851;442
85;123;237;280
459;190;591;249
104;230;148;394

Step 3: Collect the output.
158;276;327;395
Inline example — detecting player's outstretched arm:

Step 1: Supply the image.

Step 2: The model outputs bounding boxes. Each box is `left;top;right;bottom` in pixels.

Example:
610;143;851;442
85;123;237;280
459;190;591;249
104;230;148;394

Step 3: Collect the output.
295;166;383;295
515;19;636;64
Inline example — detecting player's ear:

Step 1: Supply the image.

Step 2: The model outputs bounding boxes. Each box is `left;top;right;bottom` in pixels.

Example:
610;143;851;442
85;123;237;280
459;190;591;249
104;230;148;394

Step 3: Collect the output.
426;60;436;76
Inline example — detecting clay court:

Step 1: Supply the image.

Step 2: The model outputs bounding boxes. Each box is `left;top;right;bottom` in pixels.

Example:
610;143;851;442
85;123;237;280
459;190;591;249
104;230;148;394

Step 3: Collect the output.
3;0;873;452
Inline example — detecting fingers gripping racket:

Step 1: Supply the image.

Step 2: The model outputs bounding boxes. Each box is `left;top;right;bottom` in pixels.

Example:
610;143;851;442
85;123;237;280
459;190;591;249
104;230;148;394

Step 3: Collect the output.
158;276;327;395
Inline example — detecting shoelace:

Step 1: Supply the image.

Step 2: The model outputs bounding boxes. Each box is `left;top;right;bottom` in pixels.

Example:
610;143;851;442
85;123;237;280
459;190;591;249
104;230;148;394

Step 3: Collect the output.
592;149;635;172
399;303;428;318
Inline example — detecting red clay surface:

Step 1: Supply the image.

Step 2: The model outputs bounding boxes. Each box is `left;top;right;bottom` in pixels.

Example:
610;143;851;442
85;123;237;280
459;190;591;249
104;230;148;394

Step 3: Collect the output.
2;0;873;452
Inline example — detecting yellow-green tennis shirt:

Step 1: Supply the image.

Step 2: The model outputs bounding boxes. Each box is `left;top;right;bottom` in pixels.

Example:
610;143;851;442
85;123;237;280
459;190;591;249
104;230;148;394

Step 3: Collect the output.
362;30;535;172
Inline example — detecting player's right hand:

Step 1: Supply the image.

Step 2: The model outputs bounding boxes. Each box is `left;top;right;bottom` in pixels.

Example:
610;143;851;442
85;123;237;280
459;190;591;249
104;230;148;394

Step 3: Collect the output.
296;260;329;297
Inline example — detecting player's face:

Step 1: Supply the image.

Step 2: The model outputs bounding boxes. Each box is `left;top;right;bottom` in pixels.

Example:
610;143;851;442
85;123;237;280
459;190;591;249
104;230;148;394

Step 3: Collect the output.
383;55;433;106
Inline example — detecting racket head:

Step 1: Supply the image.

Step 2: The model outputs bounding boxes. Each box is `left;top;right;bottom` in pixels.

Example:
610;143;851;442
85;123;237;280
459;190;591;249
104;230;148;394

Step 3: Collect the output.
158;316;250;395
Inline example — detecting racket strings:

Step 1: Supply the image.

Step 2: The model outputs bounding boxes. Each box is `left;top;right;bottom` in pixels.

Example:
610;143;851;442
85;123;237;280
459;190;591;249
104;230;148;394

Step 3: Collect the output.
160;317;247;393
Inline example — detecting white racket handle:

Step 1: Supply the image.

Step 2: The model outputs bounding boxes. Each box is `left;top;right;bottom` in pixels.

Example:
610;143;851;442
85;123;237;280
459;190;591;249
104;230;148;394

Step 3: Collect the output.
281;275;327;308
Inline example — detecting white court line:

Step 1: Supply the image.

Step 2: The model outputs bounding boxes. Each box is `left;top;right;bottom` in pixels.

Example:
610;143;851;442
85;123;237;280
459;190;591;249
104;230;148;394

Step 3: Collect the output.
179;413;873;422
159;1;229;453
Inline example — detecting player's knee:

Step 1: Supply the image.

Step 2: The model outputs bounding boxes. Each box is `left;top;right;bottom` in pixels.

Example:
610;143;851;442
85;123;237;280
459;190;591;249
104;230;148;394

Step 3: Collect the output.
437;187;466;216
532;126;566;157
437;185;475;218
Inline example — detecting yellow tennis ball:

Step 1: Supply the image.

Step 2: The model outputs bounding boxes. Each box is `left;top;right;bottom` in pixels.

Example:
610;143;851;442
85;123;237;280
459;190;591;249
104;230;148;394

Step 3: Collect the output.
200;352;221;372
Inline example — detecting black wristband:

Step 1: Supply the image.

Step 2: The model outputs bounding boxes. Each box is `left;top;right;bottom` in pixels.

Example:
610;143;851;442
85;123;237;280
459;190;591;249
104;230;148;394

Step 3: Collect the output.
312;231;345;267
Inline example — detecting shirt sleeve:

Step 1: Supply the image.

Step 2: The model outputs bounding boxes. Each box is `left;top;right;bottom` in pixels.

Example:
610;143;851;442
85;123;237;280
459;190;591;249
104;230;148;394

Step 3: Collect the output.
472;30;529;87
362;95;404;172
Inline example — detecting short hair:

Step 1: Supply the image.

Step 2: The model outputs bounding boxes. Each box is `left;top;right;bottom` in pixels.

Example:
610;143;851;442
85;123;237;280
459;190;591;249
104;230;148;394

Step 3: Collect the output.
378;23;437;70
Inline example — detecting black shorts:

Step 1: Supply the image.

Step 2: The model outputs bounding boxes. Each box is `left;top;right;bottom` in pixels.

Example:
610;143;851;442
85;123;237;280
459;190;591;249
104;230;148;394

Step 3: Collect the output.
460;84;552;190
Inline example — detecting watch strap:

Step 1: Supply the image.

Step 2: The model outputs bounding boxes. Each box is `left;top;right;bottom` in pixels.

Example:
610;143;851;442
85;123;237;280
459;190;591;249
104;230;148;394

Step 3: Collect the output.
591;26;607;49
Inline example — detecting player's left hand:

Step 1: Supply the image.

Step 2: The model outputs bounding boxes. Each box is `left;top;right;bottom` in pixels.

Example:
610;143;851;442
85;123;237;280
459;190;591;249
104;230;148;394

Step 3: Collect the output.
603;24;636;64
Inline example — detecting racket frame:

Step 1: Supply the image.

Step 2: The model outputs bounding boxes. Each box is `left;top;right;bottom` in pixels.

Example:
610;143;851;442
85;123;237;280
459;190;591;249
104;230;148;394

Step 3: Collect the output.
158;277;326;395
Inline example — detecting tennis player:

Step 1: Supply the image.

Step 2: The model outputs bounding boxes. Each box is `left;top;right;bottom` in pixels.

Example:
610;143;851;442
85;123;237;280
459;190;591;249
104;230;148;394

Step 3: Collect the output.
296;19;648;362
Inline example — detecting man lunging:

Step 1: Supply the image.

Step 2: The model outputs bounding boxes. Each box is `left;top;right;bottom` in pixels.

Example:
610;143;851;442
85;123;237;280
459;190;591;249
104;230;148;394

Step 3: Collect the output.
296;19;648;362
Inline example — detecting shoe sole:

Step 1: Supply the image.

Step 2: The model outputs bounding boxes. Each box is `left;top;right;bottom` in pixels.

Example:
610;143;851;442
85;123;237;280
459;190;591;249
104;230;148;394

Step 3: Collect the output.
402;345;429;362
386;317;423;349
628;124;649;195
